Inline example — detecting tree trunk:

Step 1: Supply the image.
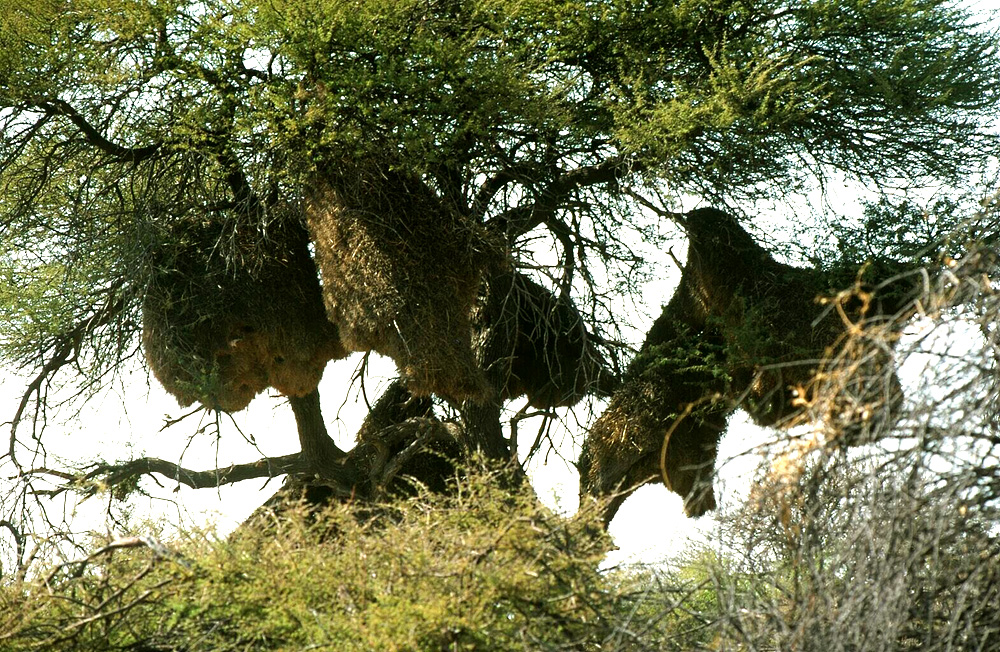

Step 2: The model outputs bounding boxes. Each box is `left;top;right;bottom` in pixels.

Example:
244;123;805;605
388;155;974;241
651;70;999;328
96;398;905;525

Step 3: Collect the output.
460;398;509;461
288;389;346;473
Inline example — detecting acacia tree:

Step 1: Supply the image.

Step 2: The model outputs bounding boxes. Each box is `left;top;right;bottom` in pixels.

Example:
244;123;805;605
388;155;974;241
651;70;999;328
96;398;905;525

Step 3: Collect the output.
1;0;999;561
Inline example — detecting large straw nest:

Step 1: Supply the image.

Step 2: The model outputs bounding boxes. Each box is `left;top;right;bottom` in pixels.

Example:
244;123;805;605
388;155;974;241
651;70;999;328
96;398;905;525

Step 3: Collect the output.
143;214;346;412
306;163;499;403
473;271;618;409
659;208;907;432
579;325;730;520
580;208;910;520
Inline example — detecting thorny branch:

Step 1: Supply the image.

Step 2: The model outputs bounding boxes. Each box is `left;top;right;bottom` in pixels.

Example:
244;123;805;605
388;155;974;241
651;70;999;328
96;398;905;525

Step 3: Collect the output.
19;453;306;499
35;98;161;164
5;292;126;463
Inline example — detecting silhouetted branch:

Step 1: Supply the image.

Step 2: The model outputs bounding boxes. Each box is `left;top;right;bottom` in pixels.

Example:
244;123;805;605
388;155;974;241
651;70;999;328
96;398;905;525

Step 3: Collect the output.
22;453;310;497
37;99;161;163
6;293;126;461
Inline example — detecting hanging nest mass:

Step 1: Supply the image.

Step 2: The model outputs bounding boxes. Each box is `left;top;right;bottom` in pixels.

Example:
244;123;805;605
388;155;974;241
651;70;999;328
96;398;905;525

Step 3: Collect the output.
580;208;911;522
306;162;499;402
579;320;731;521
473;270;618;409
143;214;347;412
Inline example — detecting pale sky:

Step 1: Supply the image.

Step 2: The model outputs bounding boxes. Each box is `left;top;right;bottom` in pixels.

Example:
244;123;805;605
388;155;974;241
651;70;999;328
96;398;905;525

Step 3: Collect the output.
0;352;772;567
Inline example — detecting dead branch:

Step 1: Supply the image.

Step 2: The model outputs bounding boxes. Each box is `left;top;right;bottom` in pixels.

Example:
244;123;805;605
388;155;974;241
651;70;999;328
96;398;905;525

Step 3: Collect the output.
42;536;187;587
22;453;313;498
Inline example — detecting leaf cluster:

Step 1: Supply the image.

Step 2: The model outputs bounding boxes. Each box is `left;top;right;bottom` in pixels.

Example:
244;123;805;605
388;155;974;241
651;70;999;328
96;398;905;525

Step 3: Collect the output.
1;471;683;652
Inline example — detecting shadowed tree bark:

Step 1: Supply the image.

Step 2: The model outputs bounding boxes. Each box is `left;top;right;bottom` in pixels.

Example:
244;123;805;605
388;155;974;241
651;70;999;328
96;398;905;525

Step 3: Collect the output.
288;390;347;472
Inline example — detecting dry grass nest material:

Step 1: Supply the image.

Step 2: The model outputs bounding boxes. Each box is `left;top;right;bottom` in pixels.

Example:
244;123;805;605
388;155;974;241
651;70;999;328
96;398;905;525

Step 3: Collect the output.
579;327;729;520
473;271;618;409
143;214;346;412
580;208;911;521
307;163;502;403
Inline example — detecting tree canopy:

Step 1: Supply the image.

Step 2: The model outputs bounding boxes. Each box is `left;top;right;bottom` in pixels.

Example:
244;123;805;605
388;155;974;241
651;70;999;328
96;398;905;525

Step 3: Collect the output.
1;0;1000;578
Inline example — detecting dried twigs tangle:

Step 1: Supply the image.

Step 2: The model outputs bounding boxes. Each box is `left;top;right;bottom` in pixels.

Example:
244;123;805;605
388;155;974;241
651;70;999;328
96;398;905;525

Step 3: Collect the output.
728;245;1000;651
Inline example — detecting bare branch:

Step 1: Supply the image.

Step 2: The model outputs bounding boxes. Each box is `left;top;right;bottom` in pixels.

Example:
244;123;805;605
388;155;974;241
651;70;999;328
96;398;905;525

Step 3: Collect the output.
377;418;462;492
485;157;641;238
20;453;318;499
36;99;161;163
6;293;126;461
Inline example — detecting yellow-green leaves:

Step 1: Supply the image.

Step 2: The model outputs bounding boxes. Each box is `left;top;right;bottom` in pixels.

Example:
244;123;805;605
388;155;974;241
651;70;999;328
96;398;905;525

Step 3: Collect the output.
0;473;635;652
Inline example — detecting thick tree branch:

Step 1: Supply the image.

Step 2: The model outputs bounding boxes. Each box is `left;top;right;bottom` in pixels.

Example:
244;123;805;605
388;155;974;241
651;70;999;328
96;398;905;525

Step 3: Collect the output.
24;453;308;497
214;146;265;219
37;99;161;163
377;419;463;492
470;161;545;222
289;389;347;472
485;157;642;238
460;400;510;461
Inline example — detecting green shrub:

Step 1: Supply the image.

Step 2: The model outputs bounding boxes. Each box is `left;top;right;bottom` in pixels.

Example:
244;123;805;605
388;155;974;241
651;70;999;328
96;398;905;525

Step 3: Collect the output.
0;472;682;652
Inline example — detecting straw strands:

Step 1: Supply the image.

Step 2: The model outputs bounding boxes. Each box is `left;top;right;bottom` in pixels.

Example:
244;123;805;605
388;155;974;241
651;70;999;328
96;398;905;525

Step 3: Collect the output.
473;271;617;409
143;215;346;412
306;163;500;402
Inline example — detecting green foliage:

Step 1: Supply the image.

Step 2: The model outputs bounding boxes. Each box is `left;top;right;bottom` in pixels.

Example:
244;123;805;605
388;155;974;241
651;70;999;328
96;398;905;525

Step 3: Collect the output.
606;0;1000;186
0;472;690;651
0;0;997;391
256;0;577;169
834;197;974;267
638;329;729;387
